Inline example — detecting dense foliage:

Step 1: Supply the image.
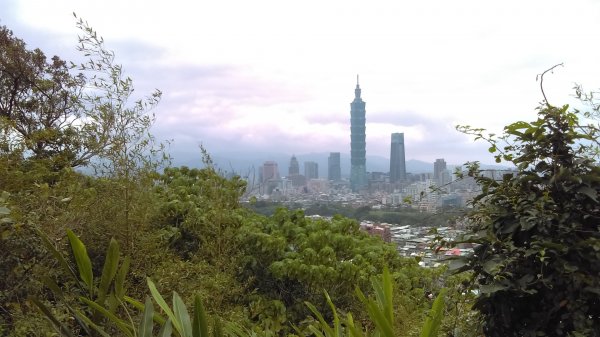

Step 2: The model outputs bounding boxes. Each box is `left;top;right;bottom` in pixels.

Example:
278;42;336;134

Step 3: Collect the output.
238;209;405;328
249;202;462;227
453;103;600;336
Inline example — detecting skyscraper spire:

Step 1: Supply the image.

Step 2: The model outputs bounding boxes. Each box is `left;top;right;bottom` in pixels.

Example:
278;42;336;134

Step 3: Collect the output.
350;77;367;192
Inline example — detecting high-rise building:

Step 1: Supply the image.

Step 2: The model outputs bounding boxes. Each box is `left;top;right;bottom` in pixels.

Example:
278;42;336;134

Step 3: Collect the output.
350;76;367;192
389;133;406;183
289;155;299;176
433;158;447;185
261;161;279;183
328;152;341;181
304;161;319;180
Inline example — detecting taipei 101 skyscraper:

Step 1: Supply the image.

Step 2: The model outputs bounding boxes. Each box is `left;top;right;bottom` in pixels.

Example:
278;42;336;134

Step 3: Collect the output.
350;76;367;192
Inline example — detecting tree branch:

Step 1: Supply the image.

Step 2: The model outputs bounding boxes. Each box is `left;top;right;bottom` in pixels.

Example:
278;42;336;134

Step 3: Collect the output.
536;63;563;107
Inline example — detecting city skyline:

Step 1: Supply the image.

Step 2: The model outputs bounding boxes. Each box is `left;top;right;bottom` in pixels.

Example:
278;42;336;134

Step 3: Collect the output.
2;1;599;165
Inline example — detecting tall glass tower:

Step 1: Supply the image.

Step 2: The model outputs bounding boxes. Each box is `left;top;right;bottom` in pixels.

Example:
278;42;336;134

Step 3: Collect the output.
288;155;299;176
328;152;341;181
390;133;406;183
350;76;367;192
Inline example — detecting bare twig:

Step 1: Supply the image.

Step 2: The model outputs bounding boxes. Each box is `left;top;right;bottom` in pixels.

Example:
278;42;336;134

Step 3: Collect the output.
536;63;564;107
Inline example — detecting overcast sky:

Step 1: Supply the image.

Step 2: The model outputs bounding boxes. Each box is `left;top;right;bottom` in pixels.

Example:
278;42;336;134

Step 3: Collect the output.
2;0;600;165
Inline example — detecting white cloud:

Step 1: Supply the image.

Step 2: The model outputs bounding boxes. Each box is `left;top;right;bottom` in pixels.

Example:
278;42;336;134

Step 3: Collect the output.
3;0;600;165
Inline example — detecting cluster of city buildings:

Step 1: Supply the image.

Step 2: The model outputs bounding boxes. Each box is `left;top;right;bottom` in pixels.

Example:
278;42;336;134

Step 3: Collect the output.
245;77;513;213
243;78;516;264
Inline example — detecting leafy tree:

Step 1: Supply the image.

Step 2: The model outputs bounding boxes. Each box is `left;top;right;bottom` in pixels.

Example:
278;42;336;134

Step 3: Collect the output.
152;165;247;263
452;100;600;335
72;15;167;251
236;208;413;330
0;17;163;172
0;25;87;170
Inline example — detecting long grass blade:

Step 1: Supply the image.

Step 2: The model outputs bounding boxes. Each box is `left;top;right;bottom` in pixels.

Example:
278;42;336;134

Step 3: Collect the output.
67;230;94;296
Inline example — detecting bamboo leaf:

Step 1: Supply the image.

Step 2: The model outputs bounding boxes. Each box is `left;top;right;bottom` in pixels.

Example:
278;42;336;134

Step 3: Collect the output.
364;300;394;337
420;289;446;337
115;256;130;299
67;230;94;296
212;316;223;337
98;238;120;304
192;295;209;337
138;297;154;337
345;313;366;337
41;276;65;300
324;291;341;337
124;295;166;325
30;297;77;337
223;322;250;337
307;326;327;337
147;278;182;334
173;292;192;337
36;228;79;285
382;268;393;325
305;301;334;337
79;297;134;337
72;309;111;337
158;319;173;337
